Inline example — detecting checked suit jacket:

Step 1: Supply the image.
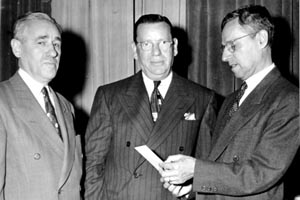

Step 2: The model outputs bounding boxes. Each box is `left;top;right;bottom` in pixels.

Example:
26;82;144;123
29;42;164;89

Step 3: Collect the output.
193;68;299;200
84;71;219;200
0;73;82;200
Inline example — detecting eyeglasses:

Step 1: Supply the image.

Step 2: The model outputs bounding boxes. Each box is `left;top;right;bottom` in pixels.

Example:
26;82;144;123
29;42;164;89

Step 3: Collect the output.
137;40;173;51
220;32;257;53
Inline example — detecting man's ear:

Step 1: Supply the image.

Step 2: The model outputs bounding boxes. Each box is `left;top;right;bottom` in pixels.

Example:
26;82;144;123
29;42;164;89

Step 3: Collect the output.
131;42;138;60
256;30;269;49
11;38;22;58
173;38;178;56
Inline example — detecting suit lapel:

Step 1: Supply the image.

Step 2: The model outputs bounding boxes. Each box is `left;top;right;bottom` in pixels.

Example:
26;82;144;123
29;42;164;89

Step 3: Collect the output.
51;90;75;189
209;69;281;160
118;72;154;142
11;74;64;156
133;73;195;170
147;73;195;149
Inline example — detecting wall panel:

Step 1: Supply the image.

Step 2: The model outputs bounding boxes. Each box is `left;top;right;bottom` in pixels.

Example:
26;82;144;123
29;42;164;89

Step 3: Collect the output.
51;0;134;114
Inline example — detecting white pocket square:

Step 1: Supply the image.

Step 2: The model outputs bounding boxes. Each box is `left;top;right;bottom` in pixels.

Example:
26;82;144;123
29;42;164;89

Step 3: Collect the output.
184;112;196;120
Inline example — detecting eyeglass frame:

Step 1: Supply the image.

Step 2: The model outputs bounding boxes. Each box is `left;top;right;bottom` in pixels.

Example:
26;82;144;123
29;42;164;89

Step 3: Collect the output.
136;40;174;51
220;32;258;53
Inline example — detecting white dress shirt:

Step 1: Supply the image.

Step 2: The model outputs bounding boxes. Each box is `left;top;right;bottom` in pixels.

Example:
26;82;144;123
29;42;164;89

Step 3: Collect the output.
142;72;172;100
239;63;275;106
18;68;56;112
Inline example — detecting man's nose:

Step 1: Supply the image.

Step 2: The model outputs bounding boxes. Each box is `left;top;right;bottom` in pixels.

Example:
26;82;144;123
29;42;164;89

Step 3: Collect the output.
221;47;232;62
152;43;162;56
48;44;59;57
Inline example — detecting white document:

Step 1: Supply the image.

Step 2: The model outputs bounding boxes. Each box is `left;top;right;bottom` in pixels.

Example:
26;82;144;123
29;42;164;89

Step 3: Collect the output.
135;145;163;171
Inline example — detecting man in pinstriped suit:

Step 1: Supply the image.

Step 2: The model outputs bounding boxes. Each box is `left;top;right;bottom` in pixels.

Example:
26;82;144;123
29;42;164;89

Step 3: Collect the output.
84;14;219;200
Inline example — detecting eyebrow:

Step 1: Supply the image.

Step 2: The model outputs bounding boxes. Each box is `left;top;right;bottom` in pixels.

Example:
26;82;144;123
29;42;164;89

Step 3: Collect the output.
36;35;61;42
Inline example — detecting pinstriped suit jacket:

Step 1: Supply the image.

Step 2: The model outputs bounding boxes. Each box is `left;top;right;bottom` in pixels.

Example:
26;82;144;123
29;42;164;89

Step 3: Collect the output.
84;71;219;200
193;68;299;200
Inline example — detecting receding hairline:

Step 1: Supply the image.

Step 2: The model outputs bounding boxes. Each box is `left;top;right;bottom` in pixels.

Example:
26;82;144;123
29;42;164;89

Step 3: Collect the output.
13;12;62;40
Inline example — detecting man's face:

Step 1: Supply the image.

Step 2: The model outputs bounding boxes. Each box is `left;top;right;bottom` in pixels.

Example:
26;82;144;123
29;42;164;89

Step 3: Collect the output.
221;18;262;80
132;22;178;81
11;19;61;85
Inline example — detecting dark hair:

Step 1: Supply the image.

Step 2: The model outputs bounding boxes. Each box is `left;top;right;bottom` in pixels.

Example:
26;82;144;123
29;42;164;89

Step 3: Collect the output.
133;14;173;43
13;11;62;41
221;5;274;46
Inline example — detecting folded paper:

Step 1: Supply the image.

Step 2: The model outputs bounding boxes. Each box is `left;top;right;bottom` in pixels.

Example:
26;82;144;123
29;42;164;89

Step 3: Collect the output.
135;145;163;171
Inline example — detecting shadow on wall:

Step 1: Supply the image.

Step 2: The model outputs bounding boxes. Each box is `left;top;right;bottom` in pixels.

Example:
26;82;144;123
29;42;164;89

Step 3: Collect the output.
50;31;89;197
51;31;89;136
172;26;193;79
272;16;299;87
283;148;300;200
172;26;225;113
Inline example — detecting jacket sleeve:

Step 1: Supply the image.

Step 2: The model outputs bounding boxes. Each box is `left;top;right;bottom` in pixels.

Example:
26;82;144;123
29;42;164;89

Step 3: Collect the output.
84;87;112;200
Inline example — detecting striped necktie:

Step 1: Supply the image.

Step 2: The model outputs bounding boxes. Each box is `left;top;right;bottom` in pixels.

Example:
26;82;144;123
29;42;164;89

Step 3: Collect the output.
41;87;63;141
228;82;248;117
150;81;164;122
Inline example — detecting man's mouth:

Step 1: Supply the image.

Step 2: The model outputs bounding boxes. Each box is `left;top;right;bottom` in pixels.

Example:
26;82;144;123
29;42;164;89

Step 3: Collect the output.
151;60;164;65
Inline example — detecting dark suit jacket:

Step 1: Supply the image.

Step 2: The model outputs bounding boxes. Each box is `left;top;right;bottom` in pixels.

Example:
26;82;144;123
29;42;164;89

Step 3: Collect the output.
84;71;219;200
193;68;299;200
0;73;82;200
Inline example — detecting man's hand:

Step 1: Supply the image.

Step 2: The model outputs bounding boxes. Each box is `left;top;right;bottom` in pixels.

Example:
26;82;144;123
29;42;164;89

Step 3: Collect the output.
159;154;196;184
162;181;192;198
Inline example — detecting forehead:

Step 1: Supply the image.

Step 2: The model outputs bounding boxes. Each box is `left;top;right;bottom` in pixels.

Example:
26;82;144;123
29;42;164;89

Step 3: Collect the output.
221;18;249;42
23;20;61;40
136;22;171;41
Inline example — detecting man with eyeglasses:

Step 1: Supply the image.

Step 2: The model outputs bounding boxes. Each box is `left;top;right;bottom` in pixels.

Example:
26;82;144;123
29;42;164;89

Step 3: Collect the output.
160;5;299;200
84;14;220;200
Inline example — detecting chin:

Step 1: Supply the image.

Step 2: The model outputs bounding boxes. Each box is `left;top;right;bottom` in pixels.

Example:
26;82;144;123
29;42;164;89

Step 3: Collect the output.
46;70;58;79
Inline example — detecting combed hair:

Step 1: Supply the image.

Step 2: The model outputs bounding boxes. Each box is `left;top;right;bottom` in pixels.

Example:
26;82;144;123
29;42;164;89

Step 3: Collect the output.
221;5;274;46
133;14;173;43
13;11;62;40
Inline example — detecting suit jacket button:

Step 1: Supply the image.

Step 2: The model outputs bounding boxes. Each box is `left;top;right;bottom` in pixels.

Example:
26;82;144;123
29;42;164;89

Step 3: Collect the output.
33;153;41;160
179;146;184;152
212;187;217;192
126;141;131;147
233;155;239;162
133;172;141;178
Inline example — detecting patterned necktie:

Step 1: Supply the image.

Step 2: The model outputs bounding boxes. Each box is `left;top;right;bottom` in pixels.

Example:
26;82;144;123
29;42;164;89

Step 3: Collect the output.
228;82;248;117
150;81;164;122
41;87;63;141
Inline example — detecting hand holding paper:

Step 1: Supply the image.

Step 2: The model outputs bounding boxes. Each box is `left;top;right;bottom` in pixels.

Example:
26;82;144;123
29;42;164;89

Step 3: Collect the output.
135;146;193;198
159;154;196;185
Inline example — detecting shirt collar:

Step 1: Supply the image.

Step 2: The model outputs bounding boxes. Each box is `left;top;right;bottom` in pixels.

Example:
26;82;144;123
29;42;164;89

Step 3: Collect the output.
244;63;275;90
18;68;46;95
18;68;54;111
239;63;275;106
142;72;173;99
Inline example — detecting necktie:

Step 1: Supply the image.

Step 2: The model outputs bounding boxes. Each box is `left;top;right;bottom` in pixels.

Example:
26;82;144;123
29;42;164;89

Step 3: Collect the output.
150;81;164;122
228;82;248;117
41;87;63;141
